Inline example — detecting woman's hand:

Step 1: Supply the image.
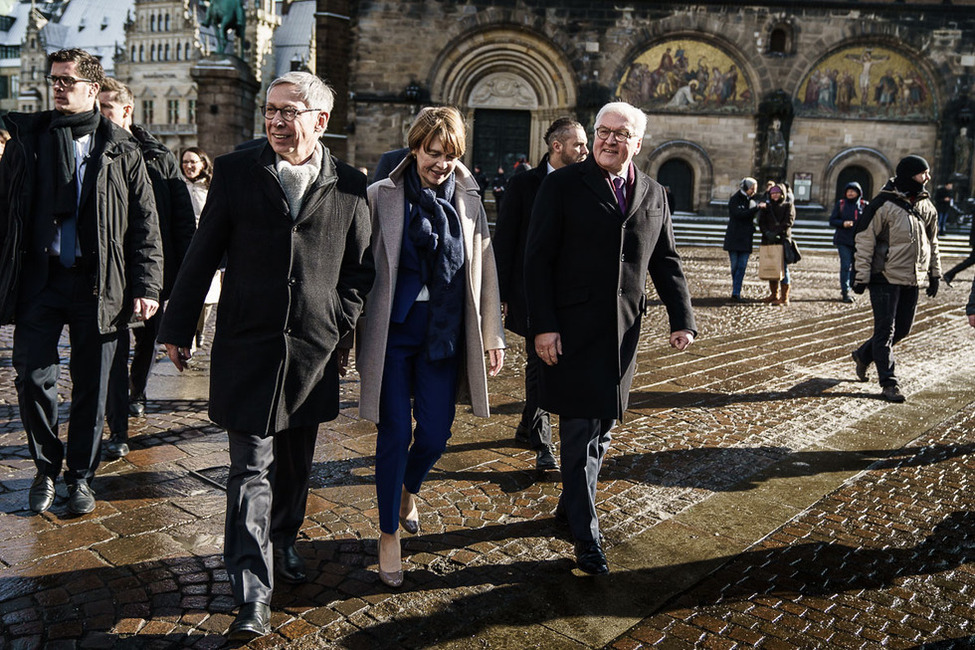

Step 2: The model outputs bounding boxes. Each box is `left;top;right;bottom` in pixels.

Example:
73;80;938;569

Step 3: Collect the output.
487;348;505;377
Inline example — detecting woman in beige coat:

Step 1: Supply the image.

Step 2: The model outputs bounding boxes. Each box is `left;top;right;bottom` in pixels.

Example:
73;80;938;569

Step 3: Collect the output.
357;107;505;587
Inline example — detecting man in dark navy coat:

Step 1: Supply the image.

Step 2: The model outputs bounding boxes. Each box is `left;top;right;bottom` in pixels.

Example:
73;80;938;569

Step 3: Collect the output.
494;117;588;470
158;72;374;641
525;101;696;575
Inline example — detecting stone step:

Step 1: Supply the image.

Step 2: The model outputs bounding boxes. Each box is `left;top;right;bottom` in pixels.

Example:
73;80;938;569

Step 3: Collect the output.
672;215;971;256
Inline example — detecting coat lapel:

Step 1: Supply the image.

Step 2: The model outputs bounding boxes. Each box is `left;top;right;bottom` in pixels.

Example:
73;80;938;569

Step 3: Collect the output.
253;144;291;220
627;171;651;219
294;146;338;224
376;176;404;276
580;157;622;217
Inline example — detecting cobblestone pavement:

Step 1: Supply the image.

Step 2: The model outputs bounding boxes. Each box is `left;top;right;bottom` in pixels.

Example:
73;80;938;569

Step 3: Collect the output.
1;247;974;648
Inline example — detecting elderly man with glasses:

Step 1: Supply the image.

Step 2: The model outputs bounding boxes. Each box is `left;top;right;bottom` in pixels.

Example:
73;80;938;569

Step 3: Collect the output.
525;101;696;575
158;71;374;641
0;48;163;516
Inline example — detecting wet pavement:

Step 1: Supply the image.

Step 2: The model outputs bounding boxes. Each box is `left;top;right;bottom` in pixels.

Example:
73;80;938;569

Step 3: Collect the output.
1;246;974;649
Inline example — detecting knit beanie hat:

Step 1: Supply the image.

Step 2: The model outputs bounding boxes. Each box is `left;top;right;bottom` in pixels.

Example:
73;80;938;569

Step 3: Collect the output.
894;155;929;195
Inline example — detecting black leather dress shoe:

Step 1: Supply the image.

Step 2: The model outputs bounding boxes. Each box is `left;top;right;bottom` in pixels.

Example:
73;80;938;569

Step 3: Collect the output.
67;481;95;515
104;435;129;459
574;540;609;575
274;545;307;583
128;399;145;417
227;602;270;641
536;444;559;470
29;474;56;513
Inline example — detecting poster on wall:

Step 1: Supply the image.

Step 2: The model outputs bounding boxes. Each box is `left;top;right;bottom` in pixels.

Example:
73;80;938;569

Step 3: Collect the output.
796;47;935;121
616;39;753;113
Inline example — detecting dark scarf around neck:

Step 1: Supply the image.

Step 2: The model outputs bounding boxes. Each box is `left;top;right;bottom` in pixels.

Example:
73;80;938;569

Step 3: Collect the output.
49;108;101;220
403;161;466;361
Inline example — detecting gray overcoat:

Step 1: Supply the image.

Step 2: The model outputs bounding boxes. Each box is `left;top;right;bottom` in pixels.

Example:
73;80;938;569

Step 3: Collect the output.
356;157;505;423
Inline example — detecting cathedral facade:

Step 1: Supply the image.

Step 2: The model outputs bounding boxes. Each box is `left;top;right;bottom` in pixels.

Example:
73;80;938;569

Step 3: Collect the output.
320;0;975;216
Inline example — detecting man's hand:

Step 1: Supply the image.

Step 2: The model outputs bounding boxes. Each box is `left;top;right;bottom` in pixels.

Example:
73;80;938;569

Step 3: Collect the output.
852;282;867;295
535;332;561;366
968;314;975;329
926;277;940;298
843;220;854;228
487;348;505;377
133;298;159;322
670;329;695;351
337;348;350;377
165;343;192;372
500;302;508;319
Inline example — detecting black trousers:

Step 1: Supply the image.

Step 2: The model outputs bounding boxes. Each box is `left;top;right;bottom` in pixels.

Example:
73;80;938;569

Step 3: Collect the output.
855;283;918;388
559;417;615;543
225;425;318;605
106;310;160;436
518;343;552;449
13;262;117;485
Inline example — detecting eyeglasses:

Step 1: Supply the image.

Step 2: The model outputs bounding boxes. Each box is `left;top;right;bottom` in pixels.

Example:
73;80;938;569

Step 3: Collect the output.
261;105;321;121
595;126;639;143
45;75;94;88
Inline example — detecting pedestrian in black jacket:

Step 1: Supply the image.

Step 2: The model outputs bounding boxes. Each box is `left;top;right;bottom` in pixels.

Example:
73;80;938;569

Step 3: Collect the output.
0;49;163;516
98;78;196;458
828;181;865;303
723;177;760;301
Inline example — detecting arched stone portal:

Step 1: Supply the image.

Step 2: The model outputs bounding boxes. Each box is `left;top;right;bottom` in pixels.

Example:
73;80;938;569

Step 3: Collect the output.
644;140;714;213
429;28;577;171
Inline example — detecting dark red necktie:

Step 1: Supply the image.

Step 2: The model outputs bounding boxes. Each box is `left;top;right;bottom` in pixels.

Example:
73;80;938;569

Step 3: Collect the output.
612;176;627;214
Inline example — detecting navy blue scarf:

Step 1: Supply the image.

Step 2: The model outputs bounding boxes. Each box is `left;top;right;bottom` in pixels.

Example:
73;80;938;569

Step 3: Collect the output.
403;162;465;361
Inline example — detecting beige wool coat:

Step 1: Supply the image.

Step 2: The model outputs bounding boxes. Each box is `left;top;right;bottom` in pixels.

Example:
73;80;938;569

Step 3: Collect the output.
356;157;505;423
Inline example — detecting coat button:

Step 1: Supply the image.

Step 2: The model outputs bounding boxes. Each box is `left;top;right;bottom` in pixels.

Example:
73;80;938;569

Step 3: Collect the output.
288;277;297;286
292;225;299;233
621;254;625;261
618;289;624;296
285;328;291;335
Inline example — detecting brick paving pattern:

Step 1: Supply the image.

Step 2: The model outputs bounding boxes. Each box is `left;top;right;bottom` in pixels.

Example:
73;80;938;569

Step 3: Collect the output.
0;247;973;648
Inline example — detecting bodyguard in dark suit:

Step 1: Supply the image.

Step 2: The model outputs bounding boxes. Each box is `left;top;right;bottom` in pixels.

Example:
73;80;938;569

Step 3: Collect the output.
494;117;588;470
98;78;196;458
0;49;163;516
158;72;374;641
525;102;696;575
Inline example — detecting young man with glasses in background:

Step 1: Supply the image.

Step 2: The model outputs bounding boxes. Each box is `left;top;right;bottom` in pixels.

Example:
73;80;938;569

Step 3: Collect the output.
0;48;163;516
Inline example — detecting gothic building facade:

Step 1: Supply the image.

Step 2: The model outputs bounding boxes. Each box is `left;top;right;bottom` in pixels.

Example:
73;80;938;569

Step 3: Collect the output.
318;0;975;216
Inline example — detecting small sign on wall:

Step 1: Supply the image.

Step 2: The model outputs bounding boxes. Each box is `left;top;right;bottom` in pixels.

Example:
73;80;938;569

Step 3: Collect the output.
794;172;812;202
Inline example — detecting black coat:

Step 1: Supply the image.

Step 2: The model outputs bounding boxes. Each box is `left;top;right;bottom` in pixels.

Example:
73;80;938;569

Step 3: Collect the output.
494;156;548;336
525;156;696;419
723;189;758;252
131;125;196;300
158;144;375;435
0;111;163;331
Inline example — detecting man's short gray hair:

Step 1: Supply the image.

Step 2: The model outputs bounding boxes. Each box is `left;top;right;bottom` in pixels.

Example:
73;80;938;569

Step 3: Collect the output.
595;101;648;139
267;72;335;115
741;177;758;191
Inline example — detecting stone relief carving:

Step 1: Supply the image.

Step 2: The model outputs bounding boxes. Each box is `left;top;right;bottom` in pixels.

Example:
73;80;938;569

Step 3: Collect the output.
468;73;539;109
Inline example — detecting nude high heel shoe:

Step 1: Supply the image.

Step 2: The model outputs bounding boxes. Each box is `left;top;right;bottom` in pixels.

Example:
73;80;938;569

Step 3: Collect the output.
377;531;403;588
399;488;419;534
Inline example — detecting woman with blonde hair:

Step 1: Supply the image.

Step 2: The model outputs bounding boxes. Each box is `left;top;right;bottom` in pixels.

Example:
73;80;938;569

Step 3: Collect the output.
356;107;505;587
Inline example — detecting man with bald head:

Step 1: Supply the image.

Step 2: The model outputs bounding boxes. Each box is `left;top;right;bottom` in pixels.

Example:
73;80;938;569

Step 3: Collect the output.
525;101;696;574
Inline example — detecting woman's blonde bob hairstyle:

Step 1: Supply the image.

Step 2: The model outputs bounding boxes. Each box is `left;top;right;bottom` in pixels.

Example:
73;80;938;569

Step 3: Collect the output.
407;106;466;158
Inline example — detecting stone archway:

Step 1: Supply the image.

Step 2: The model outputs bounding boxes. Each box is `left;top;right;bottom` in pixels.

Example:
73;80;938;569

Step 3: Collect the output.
429;28;578;167
643;140;714;213
823;147;892;205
